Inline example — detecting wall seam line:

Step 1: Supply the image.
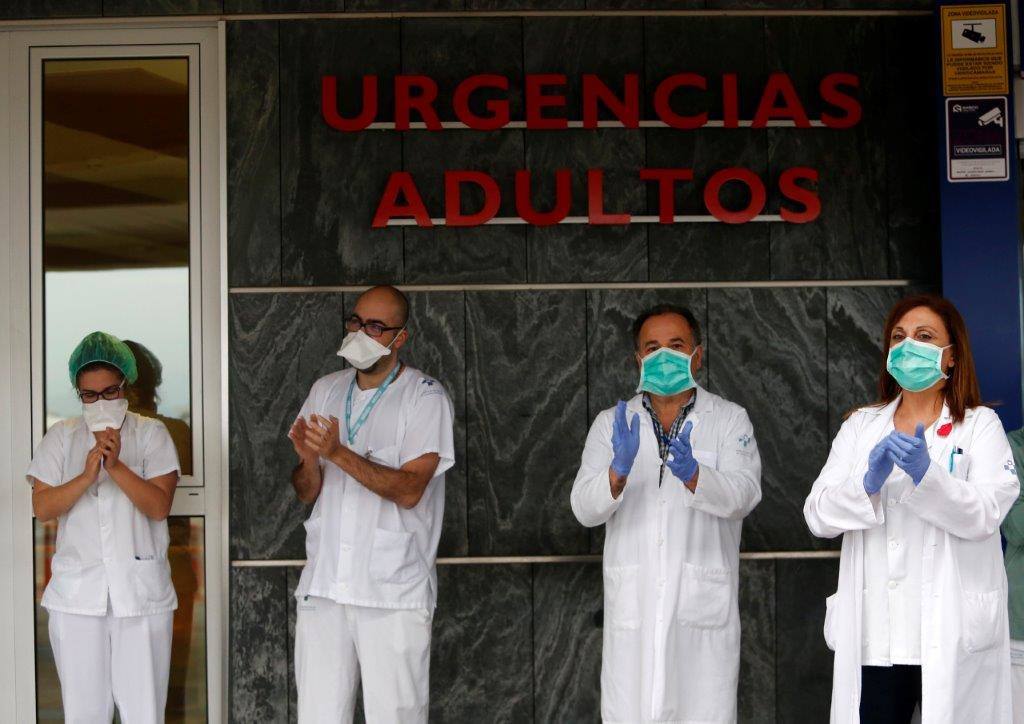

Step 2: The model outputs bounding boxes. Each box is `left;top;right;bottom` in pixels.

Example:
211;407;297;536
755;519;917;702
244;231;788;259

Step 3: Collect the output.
229;279;919;293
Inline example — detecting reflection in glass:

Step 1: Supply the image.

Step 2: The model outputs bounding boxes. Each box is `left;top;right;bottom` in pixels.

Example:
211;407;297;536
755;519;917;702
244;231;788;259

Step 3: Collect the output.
125;340;194;476
34;517;207;722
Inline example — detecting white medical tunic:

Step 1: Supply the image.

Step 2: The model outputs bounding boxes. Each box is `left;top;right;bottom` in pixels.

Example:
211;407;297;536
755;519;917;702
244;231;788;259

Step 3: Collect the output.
26;412;181;617
294;366;455;611
571;387;762;723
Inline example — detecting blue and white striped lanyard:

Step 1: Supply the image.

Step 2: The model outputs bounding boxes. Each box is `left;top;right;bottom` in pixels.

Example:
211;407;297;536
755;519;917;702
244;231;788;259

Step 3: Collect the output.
344;364;400;445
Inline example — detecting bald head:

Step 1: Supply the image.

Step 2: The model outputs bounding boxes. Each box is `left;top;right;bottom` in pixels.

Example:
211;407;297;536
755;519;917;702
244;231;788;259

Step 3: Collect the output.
354;285;409;329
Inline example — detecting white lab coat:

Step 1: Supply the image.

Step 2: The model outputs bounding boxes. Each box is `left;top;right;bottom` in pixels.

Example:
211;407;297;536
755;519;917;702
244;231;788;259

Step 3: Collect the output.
571;387;762;723
804;399;1019;724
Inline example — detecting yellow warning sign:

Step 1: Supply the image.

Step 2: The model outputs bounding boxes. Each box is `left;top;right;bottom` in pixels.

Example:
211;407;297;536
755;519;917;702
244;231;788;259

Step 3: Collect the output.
941;4;1008;96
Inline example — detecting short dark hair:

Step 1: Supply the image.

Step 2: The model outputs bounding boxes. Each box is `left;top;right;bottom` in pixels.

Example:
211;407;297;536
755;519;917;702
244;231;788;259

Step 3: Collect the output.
631;304;702;349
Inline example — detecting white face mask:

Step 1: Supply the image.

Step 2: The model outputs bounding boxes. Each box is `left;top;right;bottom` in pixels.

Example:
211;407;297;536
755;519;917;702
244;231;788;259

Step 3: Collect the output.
336;329;402;371
82;398;129;432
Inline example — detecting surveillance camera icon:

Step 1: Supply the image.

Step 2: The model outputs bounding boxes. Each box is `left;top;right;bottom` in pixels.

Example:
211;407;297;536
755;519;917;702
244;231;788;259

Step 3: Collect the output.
962;22;986;44
978;107;1004;127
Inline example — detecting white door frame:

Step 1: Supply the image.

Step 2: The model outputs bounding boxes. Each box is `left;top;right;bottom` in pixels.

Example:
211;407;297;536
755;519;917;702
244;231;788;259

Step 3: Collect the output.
0;22;228;723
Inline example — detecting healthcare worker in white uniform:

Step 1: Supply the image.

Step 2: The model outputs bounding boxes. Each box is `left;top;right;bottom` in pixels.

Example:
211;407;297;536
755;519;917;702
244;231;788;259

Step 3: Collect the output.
28;331;181;723
804;294;1019;724
571;303;762;723
289;285;455;724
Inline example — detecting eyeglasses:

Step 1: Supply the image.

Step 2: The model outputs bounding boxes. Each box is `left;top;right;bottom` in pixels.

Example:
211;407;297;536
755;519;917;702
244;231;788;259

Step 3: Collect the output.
344;314;403;339
78;379;125;404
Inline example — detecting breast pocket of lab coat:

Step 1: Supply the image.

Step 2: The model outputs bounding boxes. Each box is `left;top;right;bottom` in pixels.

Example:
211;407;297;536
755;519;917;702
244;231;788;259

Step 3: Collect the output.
676;562;733;630
691;449;718;471
951;451;972;480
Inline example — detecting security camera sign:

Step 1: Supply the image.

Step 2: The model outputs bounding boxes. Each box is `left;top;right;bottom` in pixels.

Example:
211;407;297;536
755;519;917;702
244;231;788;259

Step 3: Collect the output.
951;19;996;49
946;96;1009;182
941;5;1008;96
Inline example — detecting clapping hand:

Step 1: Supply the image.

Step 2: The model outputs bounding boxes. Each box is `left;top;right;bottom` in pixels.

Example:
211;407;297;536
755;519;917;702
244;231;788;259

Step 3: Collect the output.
666;421;698;483
610;400;641;478
887;423;931;485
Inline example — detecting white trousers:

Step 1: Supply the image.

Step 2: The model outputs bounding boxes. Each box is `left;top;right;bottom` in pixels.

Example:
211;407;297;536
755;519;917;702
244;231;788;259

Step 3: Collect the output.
47;607;173;724
1013;663;1024;724
295;596;432;724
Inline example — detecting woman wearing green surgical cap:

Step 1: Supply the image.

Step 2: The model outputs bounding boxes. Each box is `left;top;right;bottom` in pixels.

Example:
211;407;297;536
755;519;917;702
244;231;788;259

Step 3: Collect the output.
804;294;1018;723
27;330;182;724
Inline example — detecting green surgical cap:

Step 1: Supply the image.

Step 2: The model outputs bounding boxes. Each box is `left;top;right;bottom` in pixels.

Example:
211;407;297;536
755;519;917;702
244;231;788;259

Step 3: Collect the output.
68;331;138;386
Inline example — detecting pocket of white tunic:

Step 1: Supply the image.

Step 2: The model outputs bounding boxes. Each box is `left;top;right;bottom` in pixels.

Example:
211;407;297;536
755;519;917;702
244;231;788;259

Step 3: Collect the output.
823;592;838;651
676;562;732;629
48;559;83;600
961;588;1003;653
133;559;174;603
368;445;401;469
369;528;424;584
603;565;641;630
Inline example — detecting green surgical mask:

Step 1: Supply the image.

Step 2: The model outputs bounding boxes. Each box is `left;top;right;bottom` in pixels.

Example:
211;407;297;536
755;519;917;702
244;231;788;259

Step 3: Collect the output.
637;347;696;397
886;338;950;392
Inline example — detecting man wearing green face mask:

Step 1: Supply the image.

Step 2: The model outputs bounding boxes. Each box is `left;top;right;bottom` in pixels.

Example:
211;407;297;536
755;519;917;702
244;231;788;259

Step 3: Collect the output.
570;303;763;723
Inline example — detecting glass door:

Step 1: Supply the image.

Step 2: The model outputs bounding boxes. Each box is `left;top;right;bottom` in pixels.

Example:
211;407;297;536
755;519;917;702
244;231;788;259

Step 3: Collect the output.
2;25;225;723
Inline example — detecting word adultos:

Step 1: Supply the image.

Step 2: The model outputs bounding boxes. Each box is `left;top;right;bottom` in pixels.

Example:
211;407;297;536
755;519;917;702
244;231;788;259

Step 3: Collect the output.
320;72;863;228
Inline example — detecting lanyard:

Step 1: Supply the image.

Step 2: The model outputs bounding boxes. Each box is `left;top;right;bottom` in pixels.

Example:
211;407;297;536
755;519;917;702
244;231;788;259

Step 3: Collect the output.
344;364;400;446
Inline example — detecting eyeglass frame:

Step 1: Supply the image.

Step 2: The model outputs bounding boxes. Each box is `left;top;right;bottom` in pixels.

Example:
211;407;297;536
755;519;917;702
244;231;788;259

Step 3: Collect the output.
77;378;127;404
344;314;405;339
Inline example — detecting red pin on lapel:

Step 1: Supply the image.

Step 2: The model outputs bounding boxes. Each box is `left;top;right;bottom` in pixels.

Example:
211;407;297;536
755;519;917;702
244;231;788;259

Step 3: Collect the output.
937;422;952;437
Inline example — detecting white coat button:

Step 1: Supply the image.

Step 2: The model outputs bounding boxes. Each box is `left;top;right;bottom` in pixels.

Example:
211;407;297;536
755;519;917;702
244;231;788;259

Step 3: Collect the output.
888;580;898;590
658;538;664;546
888;540;898;550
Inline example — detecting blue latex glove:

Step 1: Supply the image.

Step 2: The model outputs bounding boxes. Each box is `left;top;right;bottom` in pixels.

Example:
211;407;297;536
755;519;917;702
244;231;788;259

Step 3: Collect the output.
667;421;698;483
863;436;895;495
889;423;931;485
610;400;641;478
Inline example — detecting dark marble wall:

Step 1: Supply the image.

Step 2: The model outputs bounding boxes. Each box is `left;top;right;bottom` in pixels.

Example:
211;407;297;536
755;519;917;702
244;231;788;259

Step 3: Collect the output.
231;558;838;722
219;11;937;724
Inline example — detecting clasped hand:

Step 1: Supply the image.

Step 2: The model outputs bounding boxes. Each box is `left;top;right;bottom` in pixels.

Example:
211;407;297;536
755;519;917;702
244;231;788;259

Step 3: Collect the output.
289;414;342;461
863;423;930;494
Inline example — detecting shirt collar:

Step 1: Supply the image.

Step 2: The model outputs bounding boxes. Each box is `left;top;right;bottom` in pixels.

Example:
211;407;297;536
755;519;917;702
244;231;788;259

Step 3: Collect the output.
641;388;697;420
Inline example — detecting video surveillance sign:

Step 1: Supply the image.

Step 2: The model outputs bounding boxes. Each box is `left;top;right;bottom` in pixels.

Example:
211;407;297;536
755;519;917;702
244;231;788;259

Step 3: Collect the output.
946;96;1010;182
941;4;1008;96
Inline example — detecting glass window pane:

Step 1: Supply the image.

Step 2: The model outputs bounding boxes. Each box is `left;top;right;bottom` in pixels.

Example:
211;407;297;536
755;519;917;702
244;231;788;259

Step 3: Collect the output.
34;517;207;722
42;57;193;476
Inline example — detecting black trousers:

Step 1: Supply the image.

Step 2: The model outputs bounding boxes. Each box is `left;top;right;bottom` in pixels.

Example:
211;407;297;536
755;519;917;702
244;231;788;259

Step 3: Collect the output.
859;665;922;724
